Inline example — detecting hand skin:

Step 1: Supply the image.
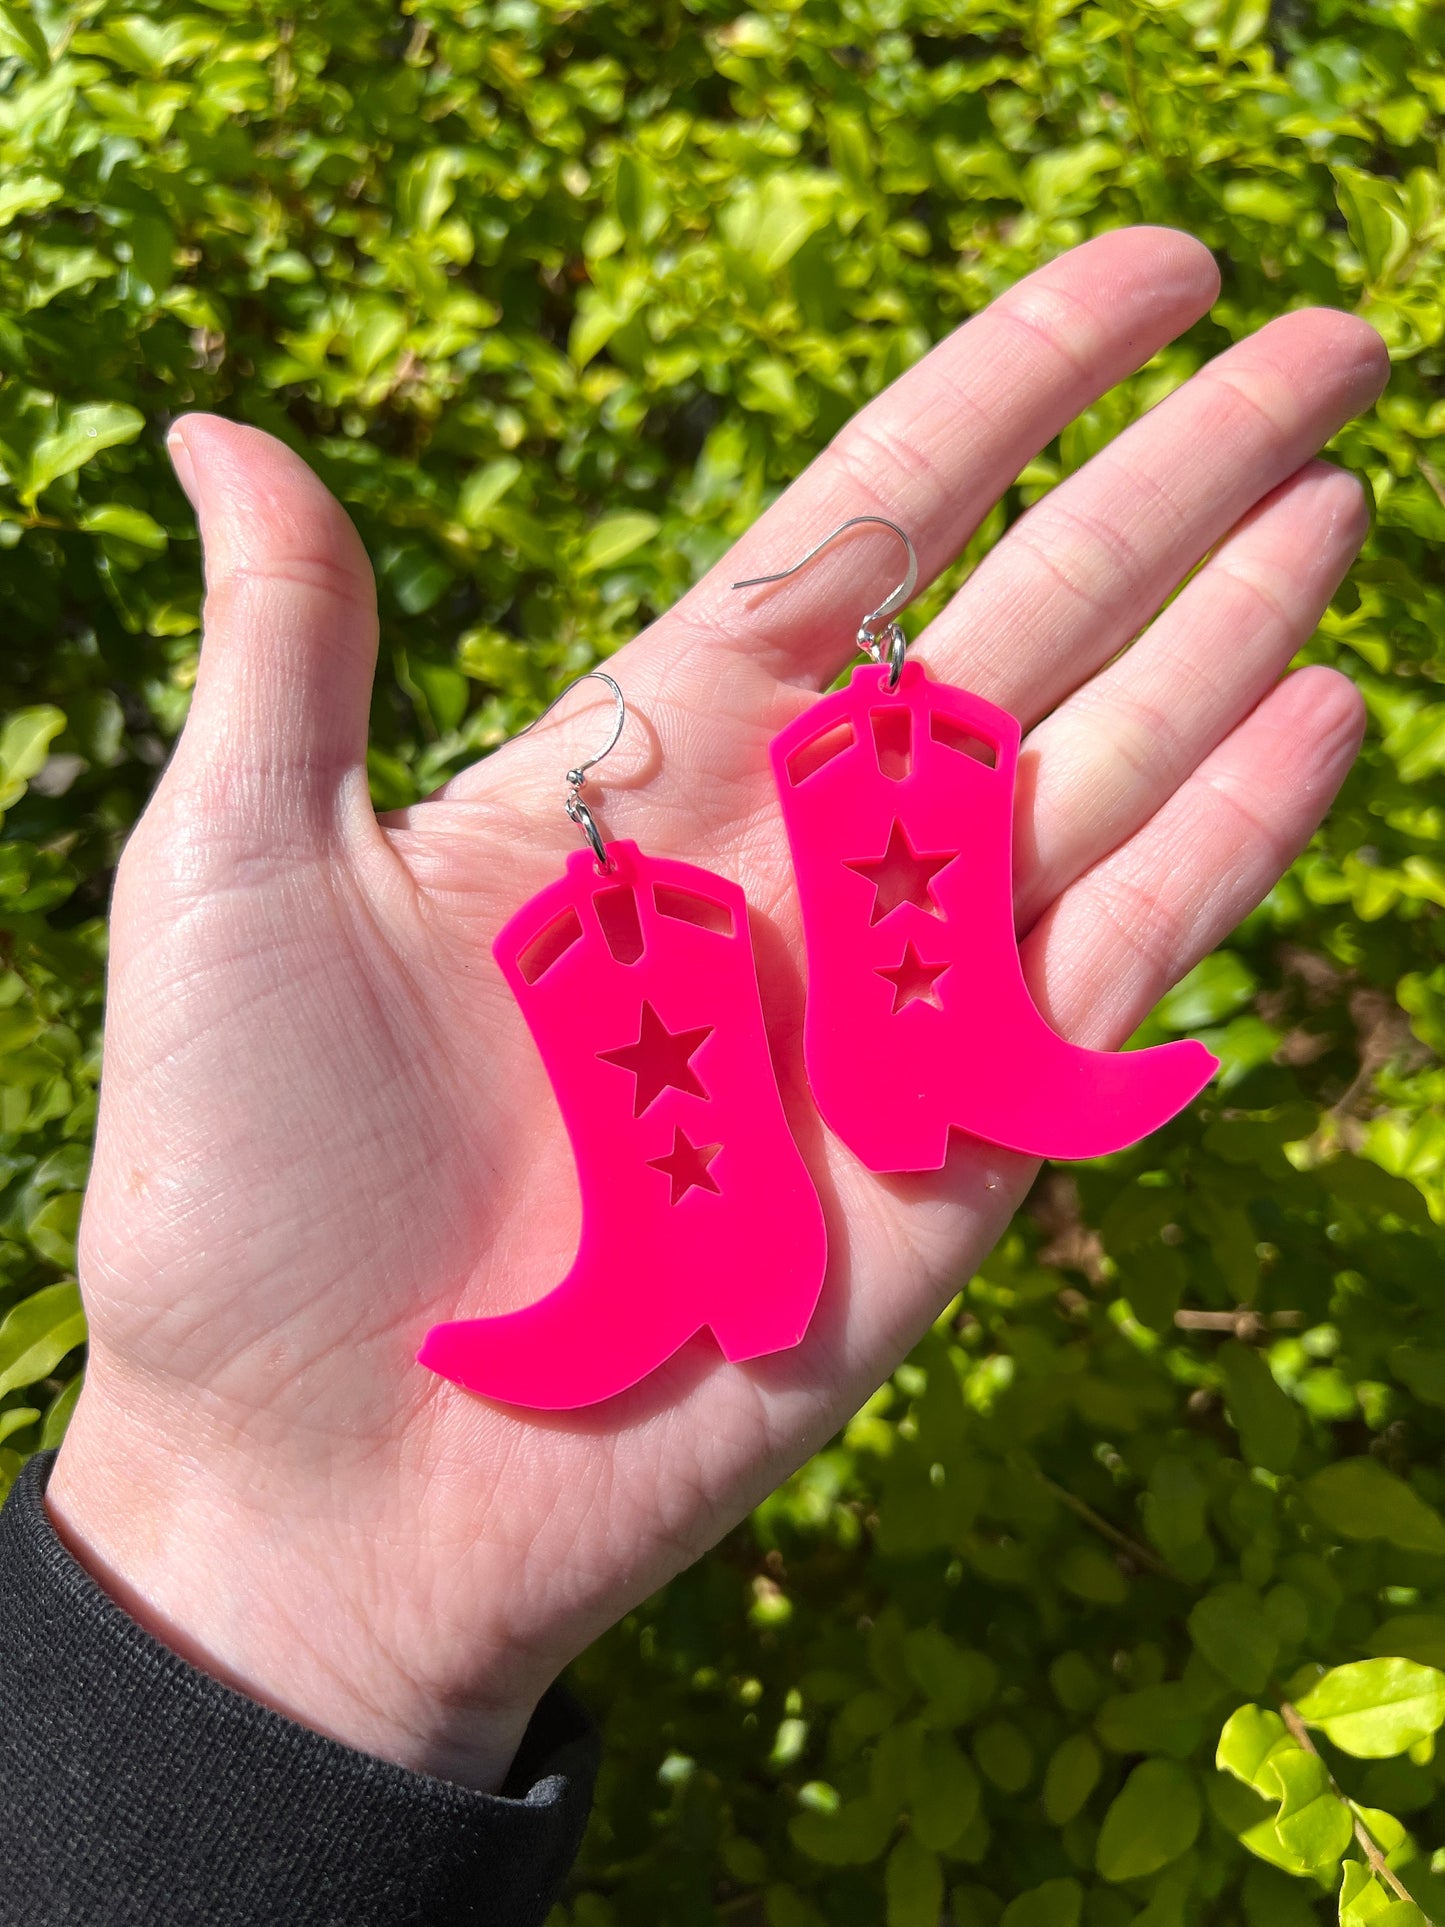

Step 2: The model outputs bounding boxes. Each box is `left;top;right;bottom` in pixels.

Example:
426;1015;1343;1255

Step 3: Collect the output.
46;229;1386;1794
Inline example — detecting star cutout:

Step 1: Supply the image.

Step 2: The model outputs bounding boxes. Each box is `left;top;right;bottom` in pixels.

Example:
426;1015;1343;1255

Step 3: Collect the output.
646;1126;722;1205
876;941;949;1014
845;820;957;924
598;1002;712;1117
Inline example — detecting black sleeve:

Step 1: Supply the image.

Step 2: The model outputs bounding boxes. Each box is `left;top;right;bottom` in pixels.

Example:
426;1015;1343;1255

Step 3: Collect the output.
0;1449;598;1927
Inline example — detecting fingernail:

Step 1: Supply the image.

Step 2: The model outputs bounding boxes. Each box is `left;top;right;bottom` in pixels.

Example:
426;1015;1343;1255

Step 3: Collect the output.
167;426;198;509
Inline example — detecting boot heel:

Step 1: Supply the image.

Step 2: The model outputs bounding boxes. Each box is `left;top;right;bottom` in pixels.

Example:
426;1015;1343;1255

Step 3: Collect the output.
708;1295;814;1363
707;1230;825;1362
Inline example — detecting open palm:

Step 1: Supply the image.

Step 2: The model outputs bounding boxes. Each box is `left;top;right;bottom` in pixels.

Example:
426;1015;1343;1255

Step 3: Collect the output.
50;229;1387;1790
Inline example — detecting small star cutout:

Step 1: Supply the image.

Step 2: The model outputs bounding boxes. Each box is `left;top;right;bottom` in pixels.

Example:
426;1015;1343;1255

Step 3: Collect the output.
646;1126;722;1205
599;1002;712;1117
845;820;957;924
876;941;949;1014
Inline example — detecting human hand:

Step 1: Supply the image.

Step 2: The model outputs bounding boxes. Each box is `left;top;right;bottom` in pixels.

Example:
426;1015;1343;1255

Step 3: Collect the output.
48;228;1386;1792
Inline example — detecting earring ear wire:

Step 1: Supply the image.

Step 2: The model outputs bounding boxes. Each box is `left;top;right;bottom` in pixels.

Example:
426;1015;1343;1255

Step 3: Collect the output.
731;515;919;687
512;670;627;871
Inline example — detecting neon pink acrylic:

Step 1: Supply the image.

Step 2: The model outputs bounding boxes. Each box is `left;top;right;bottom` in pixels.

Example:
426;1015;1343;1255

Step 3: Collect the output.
771;660;1218;1171
418;839;827;1410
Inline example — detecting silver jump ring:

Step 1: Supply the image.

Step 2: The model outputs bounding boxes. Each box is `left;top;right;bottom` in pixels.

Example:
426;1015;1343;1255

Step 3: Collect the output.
566;793;611;872
861;620;907;689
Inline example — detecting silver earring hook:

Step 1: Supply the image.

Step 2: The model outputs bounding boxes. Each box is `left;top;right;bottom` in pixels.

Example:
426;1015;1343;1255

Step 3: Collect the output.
512;669;626;871
731;515;918;687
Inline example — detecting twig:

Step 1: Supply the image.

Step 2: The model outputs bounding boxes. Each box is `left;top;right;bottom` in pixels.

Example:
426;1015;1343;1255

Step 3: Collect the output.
1279;1702;1423;1911
1034;1472;1175;1579
1174;1310;1302;1336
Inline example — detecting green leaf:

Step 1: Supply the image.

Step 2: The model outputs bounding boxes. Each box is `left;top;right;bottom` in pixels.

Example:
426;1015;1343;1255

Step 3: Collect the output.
1190;1584;1280;1694
1334;167;1412;284
458;458;522;527
885;1834;942;1927
1223;179;1300;225
1217;1705;1293;1793
1023;140;1120;218
1000;1877;1083;1927
789;1793;893;1867
1295;1660;1445;1758
0;176;62;227
398;149;462;234
901;1630;996;1722
40;1374;80;1449
1095;1683;1202;1760
1350;1806;1408;1861
1389;1345;1445;1407
1216;1713;1352;1874
1096;1760;1202;1883
1057;1543;1127;1604
1338;1862;1378;1923
27;1190;81;1267
764;1889;827;1927
731;174;835;277
381;543;452;616
1339;1862;1429;1924
1157;953;1258;1030
77;503;168;549
1266;1748;1353;1870
0;2;49;68
1366;1616;1445;1671
21;402;145;506
1133;1857;1195;1927
1141;1454;1209;1559
0;1405;39;1444
973;1720;1033;1793
578;511;659;575
905;1731;980;1850
1218;1340;1302;1472
0;1281;85;1399
352;304;407;377
740;356;801;421
1303;1460;1445;1556
826;110;874;189
613;154;667;245
569;291;624;369
1042;1732;1101;1825
0;704;65;810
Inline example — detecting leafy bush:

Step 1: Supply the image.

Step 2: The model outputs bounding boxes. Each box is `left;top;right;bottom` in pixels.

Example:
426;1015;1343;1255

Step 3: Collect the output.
1;0;1443;1921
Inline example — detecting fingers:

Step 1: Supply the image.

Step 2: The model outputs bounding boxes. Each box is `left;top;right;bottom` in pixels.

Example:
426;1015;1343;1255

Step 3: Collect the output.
919;307;1387;719
1013;459;1369;933
163;415;379;828
1021;665;1366;1050
642;228;1220;687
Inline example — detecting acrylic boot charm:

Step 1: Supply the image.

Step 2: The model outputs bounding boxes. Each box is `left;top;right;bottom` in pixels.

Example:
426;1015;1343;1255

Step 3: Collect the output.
418;678;827;1411
741;521;1218;1173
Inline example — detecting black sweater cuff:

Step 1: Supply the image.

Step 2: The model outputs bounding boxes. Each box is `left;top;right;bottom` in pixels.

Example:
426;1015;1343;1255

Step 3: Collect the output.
0;1449;597;1926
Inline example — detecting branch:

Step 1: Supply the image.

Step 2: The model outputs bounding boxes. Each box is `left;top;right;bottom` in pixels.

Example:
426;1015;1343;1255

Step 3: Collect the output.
1174;1310;1302;1337
1034;1472;1175;1579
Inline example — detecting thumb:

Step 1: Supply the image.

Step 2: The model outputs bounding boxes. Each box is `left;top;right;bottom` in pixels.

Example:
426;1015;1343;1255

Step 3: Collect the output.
163;415;379;831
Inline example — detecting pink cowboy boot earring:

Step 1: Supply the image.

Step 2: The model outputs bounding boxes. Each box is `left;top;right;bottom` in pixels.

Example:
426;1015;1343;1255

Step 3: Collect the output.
418;673;827;1410
741;520;1218;1173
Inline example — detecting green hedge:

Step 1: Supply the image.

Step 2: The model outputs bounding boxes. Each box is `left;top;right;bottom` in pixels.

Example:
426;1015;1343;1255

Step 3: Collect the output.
2;1;1444;1921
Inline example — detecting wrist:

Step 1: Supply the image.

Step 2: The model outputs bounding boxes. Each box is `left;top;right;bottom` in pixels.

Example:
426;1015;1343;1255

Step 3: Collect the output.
45;1365;539;1795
